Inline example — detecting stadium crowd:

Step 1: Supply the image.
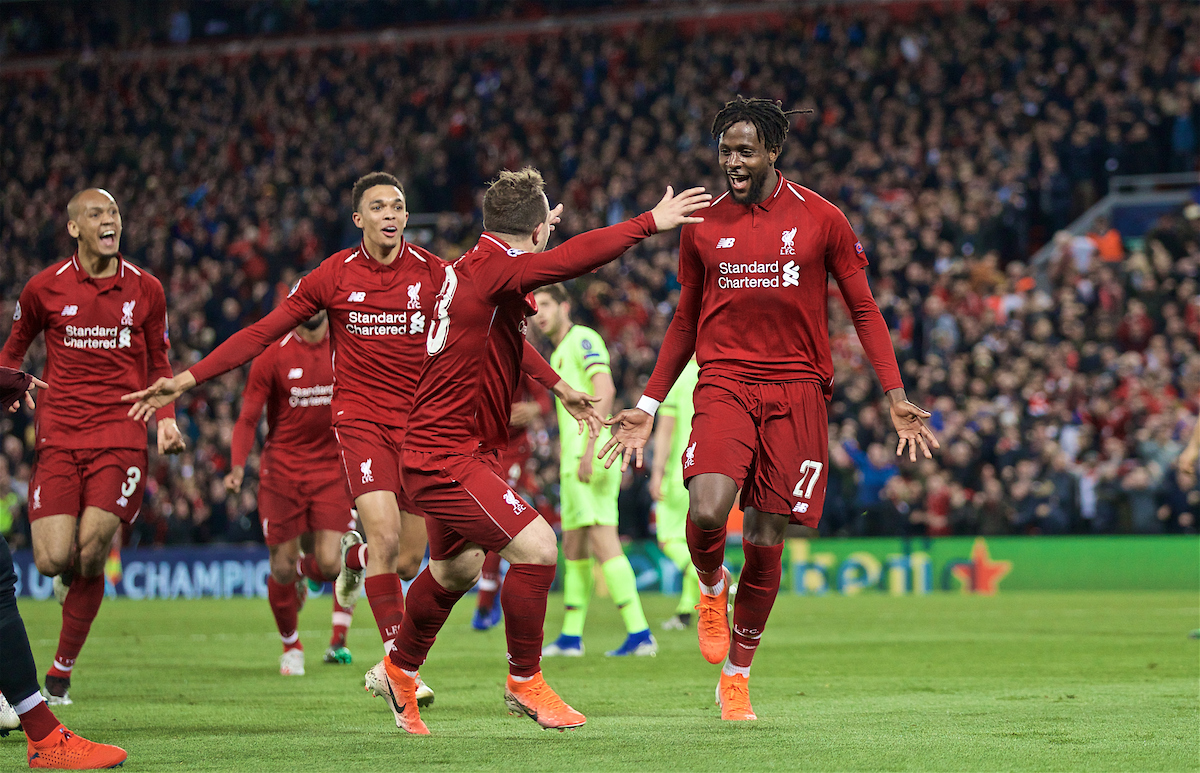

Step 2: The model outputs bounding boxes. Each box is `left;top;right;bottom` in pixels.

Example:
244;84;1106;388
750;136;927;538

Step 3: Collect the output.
1;1;1198;548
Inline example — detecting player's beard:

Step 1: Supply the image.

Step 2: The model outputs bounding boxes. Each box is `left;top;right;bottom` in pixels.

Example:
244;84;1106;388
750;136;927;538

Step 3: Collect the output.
729;168;769;204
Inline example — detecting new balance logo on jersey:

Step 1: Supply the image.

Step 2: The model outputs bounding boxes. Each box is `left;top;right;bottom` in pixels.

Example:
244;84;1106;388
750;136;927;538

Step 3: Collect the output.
121;300;136;325
287;368;304;380
360;459;374;483
407;282;421;309
31;485;41;510
780;227;797;256
117;495;128;508
347;292;366;303
716;237;736;249
793;502;809;514
684;442;697;469
61;305;78;316
503;490;526;515
782;261;800;287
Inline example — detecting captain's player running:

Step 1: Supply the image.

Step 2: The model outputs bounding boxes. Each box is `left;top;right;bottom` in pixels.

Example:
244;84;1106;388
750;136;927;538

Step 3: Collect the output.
534;284;655;658
224;309;358;675
0;188;185;706
373;169;708;735
603;98;939;721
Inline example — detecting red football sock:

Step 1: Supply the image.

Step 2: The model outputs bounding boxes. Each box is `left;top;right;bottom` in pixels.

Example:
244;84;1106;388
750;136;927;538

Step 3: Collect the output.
476;552;503;612
500;563;555;677
47;574;104;678
297;554;336;583
267;576;301;651
728;541;784;670
389;569;466;672
330;595;352;648
15;699;59;743
686;517;728;588
344;543;368;572
364;573;406;655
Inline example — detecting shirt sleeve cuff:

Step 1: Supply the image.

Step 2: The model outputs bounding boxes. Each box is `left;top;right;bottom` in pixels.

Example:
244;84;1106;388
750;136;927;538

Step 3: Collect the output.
636;395;661;417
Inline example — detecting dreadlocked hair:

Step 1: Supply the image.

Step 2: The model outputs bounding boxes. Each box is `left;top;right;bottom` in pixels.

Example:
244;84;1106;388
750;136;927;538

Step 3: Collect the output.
710;96;813;152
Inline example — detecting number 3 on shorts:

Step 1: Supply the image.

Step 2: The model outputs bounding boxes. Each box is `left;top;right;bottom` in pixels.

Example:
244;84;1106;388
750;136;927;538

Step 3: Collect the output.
792;460;823;499
122;467;142;498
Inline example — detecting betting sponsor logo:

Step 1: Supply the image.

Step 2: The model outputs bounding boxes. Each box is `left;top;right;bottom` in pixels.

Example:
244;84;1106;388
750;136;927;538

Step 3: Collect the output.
407;282;422;310
684;441;697;469
289;384;333;407
287;368;303;380
345;310;423;336
347;292;367;303
782;261;800;288
716;237;736;249
360;459;374;484
61;305;78;317
781;227;797;256
503;489;527;515
121;300;136;326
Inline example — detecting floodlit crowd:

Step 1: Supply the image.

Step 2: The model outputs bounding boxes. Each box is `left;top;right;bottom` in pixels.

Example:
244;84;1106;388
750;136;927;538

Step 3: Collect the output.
1;1;1198;546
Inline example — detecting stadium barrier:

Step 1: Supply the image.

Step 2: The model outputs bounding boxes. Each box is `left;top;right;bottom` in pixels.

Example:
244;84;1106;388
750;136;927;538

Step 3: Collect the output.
11;535;1198;599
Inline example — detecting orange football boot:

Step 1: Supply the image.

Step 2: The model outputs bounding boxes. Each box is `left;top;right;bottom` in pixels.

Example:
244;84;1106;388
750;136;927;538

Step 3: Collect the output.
379;659;430;735
27;725;127;769
695;567;731;664
716;672;757;721
504;673;586;730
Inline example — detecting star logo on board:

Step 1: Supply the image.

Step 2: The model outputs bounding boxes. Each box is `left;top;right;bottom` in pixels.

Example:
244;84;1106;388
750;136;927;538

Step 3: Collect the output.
951;538;1012;595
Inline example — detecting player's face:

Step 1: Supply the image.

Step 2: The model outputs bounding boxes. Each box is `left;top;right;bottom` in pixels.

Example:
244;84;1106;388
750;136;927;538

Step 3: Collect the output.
532;293;564;337
718;121;779;204
68;190;122;258
353;185;408;250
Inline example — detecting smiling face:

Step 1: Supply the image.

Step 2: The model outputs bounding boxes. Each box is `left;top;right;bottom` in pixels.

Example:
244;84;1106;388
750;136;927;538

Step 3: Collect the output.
67;189;122;259
717;121;780;205
352;184;408;252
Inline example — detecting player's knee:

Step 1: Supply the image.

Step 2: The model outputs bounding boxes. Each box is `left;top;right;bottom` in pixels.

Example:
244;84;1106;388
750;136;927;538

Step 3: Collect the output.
317;556;341;581
395;552;423;581
688;501;729;531
33;552;70;578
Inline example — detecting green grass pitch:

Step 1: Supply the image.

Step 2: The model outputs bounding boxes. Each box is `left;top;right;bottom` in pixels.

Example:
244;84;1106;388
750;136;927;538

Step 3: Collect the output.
7;591;1197;771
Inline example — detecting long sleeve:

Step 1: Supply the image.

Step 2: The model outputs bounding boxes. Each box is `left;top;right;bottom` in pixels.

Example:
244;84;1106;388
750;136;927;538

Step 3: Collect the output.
230;355;271;468
835;268;903;393
144;280;177;420
0;283;44;370
521;339;560;390
189;302;310;385
478;213;659;299
642;283;701;402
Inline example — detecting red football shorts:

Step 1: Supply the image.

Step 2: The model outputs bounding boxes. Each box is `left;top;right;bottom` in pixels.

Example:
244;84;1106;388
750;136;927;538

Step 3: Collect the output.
28;447;148;524
684;375;829;527
333;419;417;512
258;471;355;546
401;449;540;561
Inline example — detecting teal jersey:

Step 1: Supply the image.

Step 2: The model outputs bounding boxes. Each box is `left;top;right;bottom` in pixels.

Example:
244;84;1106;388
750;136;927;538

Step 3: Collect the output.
660;360;700;483
551;325;612;465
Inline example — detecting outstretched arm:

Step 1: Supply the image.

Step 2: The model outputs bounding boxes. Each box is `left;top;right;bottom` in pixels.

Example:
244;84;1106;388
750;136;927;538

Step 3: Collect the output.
836;268;938;461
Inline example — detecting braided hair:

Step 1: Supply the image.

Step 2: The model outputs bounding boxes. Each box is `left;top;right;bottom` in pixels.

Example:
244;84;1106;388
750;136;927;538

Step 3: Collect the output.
710;96;811;153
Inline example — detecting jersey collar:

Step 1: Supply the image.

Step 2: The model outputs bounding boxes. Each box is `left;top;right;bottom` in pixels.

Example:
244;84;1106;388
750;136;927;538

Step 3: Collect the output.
751;173;787;212
358;239;407;272
69;253;128;291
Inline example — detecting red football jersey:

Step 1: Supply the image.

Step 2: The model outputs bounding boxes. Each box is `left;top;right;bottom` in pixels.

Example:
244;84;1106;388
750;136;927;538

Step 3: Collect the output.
190;239;442;428
644;175;902;400
230;329;341;481
405;214;658;455
1;255;174;450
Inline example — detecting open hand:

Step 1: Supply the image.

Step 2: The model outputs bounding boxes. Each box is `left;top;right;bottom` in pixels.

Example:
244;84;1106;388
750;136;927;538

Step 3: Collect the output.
123;371;196;422
890;399;940;462
649;186;711;232
554;382;602;439
599;408;654;471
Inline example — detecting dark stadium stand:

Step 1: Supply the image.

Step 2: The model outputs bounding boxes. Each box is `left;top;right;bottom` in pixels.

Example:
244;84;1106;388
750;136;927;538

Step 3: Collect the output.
1;0;1198;546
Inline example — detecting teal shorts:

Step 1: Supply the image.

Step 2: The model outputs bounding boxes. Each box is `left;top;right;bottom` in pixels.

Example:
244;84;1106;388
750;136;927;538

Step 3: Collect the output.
559;460;620;532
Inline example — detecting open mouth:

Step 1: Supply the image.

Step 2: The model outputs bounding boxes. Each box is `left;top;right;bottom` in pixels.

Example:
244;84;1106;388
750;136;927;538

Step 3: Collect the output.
381;226;399;238
99;229;117;248
728;174;750;193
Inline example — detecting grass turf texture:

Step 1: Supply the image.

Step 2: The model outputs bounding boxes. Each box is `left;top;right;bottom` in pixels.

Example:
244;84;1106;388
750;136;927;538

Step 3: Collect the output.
6;591;1197;771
